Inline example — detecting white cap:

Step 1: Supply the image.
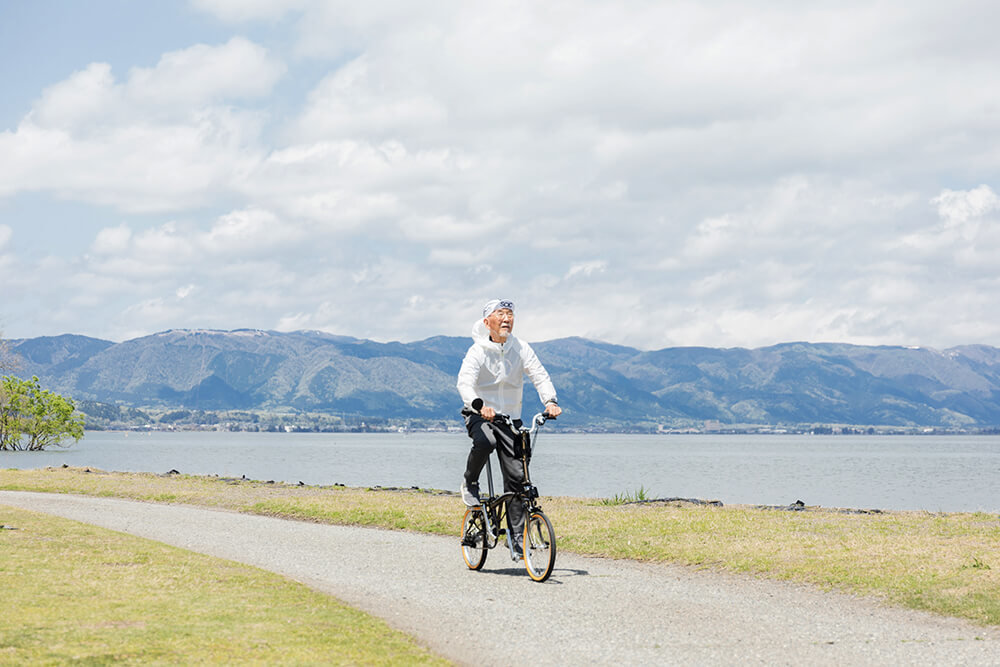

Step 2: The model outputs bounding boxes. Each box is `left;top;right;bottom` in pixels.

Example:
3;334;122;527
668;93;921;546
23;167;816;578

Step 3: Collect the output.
482;299;515;318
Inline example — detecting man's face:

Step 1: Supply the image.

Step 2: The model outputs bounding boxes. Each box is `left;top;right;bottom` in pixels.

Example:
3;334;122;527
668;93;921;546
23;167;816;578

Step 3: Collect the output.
484;308;514;341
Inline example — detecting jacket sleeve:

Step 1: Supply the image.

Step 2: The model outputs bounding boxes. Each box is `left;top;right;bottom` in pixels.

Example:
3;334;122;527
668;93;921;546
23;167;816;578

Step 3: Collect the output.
520;342;558;406
456;346;482;407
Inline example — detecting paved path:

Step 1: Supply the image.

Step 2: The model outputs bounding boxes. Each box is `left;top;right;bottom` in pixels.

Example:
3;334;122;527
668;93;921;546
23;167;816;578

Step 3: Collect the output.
3;491;998;665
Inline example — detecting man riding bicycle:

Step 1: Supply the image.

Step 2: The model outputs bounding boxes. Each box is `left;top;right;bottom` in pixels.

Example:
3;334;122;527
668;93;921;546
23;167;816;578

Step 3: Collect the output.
457;298;562;558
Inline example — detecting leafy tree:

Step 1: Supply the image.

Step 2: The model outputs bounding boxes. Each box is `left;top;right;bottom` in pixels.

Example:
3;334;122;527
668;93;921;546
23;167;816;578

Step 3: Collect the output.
0;376;84;451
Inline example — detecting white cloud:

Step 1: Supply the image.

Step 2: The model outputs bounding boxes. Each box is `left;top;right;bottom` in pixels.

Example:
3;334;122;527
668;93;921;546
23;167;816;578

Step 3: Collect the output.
427;247;490;266
684;215;737;261
200;208;300;254
29;38;283;132
30;63;119;131
866;278;920;306
932;185;1000;227
565;260;607;280
290;57;448;144
283;190;399;228
132;222;196;261
5;2;1000;350
120;297;184;329
0;225;11;251
273;313;309;332
127;37;286;107
896;185;1000;269
0;38;282;211
91;224;132;255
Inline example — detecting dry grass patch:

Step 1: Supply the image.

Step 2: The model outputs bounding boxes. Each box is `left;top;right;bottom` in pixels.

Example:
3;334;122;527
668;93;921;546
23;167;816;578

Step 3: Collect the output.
4;467;1000;625
550;498;1000;624
1;466;460;534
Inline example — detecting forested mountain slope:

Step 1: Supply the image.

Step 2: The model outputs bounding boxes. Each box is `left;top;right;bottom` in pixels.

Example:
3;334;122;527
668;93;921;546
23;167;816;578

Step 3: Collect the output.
10;330;1000;428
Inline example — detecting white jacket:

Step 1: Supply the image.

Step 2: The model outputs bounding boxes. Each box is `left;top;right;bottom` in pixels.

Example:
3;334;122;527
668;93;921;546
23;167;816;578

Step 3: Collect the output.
457;320;557;421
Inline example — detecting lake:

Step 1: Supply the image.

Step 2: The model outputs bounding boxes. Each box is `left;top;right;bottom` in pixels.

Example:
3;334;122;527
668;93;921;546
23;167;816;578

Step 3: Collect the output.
2;431;998;513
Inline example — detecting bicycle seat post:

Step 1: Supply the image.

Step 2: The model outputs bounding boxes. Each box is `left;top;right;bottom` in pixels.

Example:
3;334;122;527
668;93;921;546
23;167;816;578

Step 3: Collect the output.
484;448;496;500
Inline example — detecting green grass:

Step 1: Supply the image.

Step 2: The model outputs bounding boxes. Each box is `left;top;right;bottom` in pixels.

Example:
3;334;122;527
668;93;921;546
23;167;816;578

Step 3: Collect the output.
597;485;651;505
0;505;448;665
4;466;1000;627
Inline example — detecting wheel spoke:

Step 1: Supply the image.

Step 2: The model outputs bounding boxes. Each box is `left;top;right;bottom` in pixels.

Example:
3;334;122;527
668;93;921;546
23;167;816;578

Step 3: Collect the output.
461;508;489;570
523;511;556;582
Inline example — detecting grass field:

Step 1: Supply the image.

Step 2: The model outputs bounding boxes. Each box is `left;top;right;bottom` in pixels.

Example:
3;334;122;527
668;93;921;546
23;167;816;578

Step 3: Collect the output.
3;465;1000;648
0;501;447;665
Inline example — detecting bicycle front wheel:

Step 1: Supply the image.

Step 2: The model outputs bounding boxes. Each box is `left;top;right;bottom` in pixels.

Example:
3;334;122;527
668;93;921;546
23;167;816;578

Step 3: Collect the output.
461;507;488;570
523;510;556;582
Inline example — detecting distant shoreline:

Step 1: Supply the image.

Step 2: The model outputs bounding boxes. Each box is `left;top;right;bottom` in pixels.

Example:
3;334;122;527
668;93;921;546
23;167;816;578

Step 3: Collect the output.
80;422;1000;436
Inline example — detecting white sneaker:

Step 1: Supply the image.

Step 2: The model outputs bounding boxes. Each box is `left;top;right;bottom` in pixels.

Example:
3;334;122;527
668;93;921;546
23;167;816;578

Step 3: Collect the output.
460;482;481;506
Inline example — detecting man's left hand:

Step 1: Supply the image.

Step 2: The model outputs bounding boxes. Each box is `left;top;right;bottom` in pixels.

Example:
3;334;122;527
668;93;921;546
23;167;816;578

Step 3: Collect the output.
544;403;562;418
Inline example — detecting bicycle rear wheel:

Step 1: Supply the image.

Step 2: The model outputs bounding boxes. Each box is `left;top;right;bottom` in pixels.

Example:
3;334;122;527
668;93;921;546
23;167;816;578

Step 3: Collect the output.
461;507;488;570
523;510;556;582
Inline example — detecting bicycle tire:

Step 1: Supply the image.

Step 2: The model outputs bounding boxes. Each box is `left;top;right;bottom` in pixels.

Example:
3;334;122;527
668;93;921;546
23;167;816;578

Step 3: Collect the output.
461;507;488;570
523;510;556;582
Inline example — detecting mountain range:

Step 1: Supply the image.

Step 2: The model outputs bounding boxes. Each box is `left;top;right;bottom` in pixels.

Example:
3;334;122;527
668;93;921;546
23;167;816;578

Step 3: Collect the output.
9;329;1000;429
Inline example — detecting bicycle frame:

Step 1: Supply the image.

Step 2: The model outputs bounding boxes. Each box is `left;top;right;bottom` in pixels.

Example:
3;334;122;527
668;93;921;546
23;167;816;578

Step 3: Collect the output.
461;407;558;581
473;411;549;559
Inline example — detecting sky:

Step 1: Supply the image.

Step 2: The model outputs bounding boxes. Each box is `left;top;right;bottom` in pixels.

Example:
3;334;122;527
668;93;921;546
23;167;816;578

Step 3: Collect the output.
2;1;1000;351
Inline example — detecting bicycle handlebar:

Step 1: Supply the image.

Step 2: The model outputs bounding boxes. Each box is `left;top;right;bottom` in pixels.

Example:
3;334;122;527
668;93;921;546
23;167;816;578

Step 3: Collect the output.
461;398;556;432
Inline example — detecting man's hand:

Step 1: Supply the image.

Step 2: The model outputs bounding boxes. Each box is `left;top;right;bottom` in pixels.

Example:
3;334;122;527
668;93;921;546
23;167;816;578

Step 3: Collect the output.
481;406;497;421
544;403;562;418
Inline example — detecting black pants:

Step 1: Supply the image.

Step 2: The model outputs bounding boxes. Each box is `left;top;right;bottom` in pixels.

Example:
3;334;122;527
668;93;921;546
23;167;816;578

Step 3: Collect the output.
464;414;527;547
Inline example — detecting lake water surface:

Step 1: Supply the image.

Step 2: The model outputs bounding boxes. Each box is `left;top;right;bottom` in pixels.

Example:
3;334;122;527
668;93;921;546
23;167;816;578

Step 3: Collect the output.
3;431;998;513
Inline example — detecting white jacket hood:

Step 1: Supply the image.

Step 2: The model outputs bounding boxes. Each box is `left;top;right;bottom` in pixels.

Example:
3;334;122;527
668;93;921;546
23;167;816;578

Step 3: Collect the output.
471;319;494;346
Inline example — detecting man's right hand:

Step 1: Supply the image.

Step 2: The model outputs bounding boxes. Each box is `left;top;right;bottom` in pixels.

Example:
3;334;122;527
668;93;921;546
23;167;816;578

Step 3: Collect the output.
480;406;496;421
